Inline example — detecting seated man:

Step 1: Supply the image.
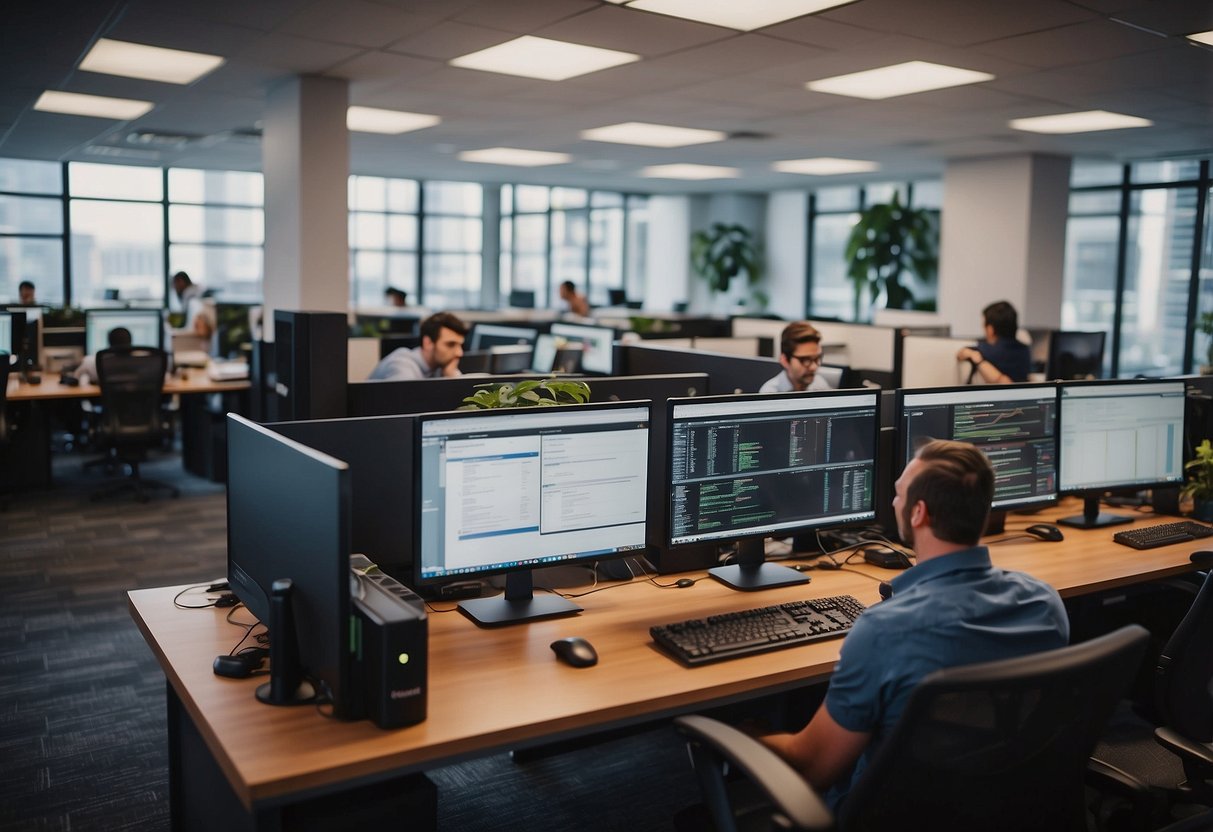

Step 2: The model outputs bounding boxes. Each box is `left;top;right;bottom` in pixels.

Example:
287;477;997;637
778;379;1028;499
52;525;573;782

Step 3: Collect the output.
957;300;1031;383
558;280;591;317
758;439;1068;809
76;326;132;385
384;287;408;307
760;321;831;394
368;311;467;381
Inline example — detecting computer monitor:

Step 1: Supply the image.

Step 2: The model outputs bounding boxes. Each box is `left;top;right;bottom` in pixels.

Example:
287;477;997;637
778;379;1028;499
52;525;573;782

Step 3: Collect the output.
897;385;1059;517
415;401;651;626
1047;331;1106;380
84;308;162;355
668;390;880;591
550;323;615;375
0;311;17;358
469;324;538;351
226;414;355;715
508;289;536;308
1057;379;1186;528
607;289;628;307
530;333;559;373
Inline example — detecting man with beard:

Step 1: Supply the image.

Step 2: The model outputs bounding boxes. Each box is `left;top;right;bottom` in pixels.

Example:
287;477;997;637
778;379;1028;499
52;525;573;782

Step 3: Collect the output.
758;439;1068;809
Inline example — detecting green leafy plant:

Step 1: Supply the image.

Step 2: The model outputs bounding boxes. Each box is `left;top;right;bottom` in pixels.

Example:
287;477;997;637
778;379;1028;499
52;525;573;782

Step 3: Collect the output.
1182;439;1213;504
844;193;939;319
1197;311;1213;369
690;223;768;309
459;378;591;410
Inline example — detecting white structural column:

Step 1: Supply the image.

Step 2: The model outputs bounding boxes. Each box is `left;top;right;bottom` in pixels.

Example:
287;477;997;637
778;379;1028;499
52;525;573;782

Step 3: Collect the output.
938;153;1071;336
262;75;349;339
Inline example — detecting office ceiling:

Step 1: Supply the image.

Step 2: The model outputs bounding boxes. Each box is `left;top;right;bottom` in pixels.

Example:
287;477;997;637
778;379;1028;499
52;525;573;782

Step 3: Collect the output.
1;0;1211;193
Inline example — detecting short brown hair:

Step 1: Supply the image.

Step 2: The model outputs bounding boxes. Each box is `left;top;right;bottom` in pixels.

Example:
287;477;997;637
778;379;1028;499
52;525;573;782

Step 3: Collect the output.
420;311;467;342
906;439;994;546
779;321;822;358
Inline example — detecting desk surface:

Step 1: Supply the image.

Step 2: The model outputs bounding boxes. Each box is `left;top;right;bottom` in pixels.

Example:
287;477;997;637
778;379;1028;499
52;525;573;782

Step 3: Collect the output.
128;500;1205;811
7;373;250;401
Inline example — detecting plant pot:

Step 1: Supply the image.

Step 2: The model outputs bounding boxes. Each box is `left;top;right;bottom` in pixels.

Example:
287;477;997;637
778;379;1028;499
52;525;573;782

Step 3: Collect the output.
1193;499;1213;523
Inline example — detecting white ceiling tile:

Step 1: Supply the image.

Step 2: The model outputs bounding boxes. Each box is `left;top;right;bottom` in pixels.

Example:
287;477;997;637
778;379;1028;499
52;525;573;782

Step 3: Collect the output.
821;0;1097;47
536;6;734;55
278;0;442;49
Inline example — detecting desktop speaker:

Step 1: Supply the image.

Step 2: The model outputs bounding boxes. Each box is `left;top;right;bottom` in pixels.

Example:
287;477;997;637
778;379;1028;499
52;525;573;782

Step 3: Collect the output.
273;310;348;420
350;555;427;730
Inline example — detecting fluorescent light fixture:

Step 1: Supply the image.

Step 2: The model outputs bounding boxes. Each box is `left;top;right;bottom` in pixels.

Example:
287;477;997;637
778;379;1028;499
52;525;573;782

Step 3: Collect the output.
34;90;153;121
807;60;994;99
580;121;726;147
459;147;571;166
773;157;879;175
1009;110;1153;134
449;35;639;81
1186;30;1213;46
641;163;739;179
625;0;855;31
79;38;224;84
347;106;440;134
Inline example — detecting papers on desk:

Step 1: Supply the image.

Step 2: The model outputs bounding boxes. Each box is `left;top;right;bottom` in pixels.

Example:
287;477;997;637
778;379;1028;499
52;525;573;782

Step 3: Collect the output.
174;350;211;368
207;360;249;381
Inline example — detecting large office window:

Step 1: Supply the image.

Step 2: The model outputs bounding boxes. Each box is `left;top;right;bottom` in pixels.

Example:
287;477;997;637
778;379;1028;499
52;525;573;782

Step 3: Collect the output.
422;181;482;309
807;180;940;322
0;158;65;306
168;168;264;304
1063;158;1210;376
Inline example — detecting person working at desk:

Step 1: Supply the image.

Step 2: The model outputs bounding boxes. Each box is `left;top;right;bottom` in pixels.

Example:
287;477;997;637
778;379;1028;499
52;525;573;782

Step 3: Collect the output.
385;287;408;307
171;271;215;340
75;326;131;385
18;280;36;305
760;321;831;394
368;311;467;380
956;300;1031;383
558;280;591;317
757;439;1068;808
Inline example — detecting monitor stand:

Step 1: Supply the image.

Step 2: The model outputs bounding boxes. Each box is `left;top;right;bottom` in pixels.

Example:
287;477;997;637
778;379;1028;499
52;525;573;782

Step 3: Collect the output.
708;538;809;592
1057;494;1133;529
256;578;317;707
459;571;582;627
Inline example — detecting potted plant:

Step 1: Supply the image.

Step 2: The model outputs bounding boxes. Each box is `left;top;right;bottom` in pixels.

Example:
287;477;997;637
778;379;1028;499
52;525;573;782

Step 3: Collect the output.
460;377;590;410
1182;439;1213;521
844;193;938;321
690;223;768;312
1197;311;1213;374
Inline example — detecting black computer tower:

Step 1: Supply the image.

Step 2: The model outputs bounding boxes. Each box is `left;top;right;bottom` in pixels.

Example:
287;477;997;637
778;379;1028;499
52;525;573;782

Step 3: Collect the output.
273;310;348;421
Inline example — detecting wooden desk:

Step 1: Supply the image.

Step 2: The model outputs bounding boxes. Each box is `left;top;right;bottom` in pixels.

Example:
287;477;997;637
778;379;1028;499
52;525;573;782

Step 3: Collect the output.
6;373;250;401
128;502;1206;829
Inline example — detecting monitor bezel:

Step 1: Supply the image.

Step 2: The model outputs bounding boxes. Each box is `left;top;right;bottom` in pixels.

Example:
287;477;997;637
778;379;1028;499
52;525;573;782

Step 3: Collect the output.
412;399;653;589
664;388;882;550
84;307;164;354
469;323;539;351
1057;377;1187;495
894;382;1061;512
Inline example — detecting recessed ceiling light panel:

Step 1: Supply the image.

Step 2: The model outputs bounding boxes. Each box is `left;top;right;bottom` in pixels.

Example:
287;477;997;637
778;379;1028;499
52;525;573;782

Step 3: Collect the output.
773;157;879;175
580;121;726;147
79;38;225;85
347;106;440;134
1009;110;1153;134
34;90;153;121
641;163;739;179
450;36;639;81
807;60;994;100
1187;30;1213;46
459;147;571;166
625;0;855;31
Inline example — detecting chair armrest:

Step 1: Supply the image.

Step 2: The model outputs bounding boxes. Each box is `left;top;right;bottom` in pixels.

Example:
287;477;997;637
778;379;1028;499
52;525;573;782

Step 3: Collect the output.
1155;727;1213;769
675;715;833;832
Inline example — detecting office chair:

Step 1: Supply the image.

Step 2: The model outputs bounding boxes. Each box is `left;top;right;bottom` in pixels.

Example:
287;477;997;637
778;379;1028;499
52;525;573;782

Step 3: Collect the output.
0;354;12;509
1091;569;1213;826
88;346;179;502
675;625;1150;832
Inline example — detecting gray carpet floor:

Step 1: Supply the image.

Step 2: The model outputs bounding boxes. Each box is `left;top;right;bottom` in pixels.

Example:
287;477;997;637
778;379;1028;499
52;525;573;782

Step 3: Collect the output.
0;449;703;831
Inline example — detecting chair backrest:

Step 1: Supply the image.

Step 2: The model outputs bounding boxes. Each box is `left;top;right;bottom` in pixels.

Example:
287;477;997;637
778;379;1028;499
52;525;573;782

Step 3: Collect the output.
841;625;1149;832
96;347;168;444
1157;569;1213;742
0;352;11;443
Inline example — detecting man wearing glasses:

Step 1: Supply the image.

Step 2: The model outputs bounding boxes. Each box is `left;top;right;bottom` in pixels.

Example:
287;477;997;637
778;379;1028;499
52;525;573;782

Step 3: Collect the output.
760;321;831;393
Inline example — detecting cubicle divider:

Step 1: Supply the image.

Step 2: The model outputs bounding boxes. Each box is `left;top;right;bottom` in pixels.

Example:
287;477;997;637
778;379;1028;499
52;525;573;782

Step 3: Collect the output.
899;334;976;388
621;343;779;394
731;316;899;387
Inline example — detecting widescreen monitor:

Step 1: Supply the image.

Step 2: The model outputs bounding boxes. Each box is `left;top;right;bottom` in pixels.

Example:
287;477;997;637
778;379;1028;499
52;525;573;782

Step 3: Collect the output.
469;324;538;351
550;323;615;375
1057;379;1185;528
85;308;162;354
415;401;651;626
226;414;355;716
668;390;880;591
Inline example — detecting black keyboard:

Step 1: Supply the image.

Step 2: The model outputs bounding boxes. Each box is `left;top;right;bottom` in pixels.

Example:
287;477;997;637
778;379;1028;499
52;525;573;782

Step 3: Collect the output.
1113;521;1213;550
651;594;866;666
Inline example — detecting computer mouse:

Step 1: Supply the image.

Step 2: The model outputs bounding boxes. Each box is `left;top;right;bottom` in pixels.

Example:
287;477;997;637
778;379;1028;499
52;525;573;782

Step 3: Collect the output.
212;649;267;679
59;372;79;387
1024;524;1064;542
1190;551;1213;569
550;637;598;668
862;547;912;570
675;578;696;588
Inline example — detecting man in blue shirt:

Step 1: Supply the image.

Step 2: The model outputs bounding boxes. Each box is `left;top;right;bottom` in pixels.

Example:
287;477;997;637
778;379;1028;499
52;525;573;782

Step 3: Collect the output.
957;300;1032;383
368;311;467;381
759;439;1068;808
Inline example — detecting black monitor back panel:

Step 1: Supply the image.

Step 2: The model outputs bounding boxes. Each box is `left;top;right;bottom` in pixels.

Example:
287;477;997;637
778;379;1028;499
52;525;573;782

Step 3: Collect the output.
348;374;553;417
269;415;415;583
1047;331;1106;380
621;344;778;394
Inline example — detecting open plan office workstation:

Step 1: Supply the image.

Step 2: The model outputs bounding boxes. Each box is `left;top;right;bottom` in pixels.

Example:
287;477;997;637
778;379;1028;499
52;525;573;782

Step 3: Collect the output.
131;350;1213;827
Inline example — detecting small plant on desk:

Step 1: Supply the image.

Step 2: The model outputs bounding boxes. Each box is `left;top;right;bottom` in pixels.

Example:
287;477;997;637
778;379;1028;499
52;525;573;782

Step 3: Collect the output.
1182;439;1213;522
459;377;590;410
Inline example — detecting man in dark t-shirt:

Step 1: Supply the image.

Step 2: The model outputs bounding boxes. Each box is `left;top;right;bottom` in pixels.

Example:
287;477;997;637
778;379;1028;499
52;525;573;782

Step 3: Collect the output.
957;300;1031;383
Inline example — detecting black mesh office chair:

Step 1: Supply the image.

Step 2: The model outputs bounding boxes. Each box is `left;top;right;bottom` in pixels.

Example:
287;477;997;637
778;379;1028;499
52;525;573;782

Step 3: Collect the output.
1092;568;1213;826
675;625;1150;832
89;346;179;502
